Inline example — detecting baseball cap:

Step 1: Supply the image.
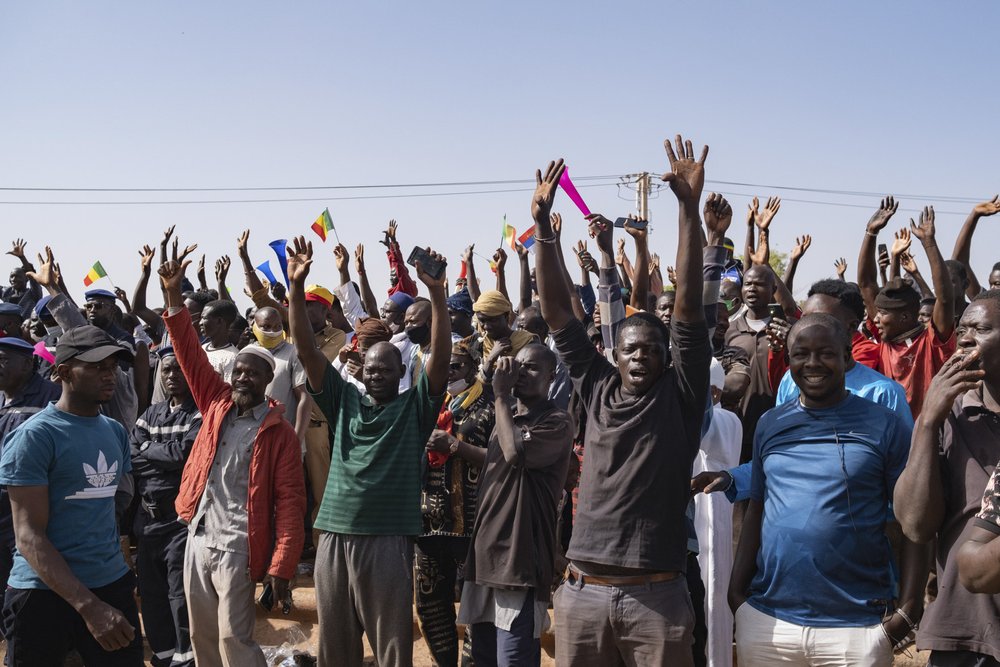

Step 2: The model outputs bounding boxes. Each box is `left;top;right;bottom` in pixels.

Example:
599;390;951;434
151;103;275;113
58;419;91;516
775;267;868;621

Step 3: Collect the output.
0;337;34;354
55;325;134;366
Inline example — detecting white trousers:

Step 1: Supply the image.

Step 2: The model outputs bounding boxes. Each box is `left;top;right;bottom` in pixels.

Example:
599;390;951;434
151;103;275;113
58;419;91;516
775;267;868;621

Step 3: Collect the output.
735;602;892;667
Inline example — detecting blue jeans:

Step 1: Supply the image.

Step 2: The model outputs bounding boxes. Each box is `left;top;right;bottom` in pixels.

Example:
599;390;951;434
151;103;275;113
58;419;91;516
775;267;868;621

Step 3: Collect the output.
554;573;694;667
471;588;540;667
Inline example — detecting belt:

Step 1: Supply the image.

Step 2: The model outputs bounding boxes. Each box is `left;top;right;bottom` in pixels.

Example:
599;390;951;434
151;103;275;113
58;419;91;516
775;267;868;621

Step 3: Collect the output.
566;565;682;587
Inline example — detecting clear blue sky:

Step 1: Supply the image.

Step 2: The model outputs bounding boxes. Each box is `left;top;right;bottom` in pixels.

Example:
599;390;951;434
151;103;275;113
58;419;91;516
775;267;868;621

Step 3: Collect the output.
3;1;999;306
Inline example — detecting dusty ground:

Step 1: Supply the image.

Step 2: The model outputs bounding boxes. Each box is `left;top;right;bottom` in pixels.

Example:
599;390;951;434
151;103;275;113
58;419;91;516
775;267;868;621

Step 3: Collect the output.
0;571;932;665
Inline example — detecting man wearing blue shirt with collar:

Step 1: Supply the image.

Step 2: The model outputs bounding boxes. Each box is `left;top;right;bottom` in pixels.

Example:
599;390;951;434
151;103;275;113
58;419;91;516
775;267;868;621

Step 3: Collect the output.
728;313;914;665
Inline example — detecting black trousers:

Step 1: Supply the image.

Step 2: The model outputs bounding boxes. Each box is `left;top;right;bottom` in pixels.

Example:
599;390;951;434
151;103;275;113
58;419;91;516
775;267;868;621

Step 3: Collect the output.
2;571;144;667
687;552;708;667
137;522;193;667
415;535;474;667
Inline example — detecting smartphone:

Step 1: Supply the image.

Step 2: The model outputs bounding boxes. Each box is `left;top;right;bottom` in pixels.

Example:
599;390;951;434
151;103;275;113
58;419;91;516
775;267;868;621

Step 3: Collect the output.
257;582;274;612
407;246;446;280
767;303;784;321
613;217;649;230
878;243;888;257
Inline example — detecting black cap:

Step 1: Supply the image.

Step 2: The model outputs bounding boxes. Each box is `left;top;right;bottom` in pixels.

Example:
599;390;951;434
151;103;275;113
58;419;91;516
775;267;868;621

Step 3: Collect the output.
55;325;134;366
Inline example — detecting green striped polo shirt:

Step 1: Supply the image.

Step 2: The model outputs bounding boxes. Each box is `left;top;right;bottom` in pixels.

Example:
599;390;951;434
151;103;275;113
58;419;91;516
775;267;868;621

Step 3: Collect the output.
311;364;443;535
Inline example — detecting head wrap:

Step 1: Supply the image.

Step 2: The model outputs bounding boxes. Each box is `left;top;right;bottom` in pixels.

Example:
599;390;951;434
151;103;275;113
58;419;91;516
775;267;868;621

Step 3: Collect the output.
875;278;920;311
304;284;336;308
237;345;276;372
472;290;513;317
355;317;392;350
446;289;473;315
388;292;414;310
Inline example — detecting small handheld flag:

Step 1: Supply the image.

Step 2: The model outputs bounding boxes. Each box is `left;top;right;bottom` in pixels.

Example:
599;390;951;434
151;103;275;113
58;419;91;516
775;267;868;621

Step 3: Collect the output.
517;225;537;251
501;216;517;251
268;239;290;287
559;168;592;217
311;208;338;243
83;261;108;287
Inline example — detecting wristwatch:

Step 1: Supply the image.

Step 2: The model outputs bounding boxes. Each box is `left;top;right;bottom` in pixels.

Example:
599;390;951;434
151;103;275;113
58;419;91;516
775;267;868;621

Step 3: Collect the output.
449;437;460;455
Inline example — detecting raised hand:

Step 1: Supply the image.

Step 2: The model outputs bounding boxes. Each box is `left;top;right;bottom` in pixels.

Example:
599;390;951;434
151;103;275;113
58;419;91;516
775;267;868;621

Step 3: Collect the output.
834;257;848;279
27;246;58;289
790;235;812;261
354;244;366;274
585;214;614;256
667;265;677;286
531;159;566;225
172;238;198;264
660;134;709;205
138;245;156;271
899;251;919;275
974;195;1000;217
649;253;661;274
460;244;475;265
615;237;626;266
766;317;791;353
160;225;176;248
492;356;519;397
877;246;890;272
6;238;27;260
891;227;912;257
867;196;899;234
551;212;563;240
514;241;528;260
285;236;313;286
215;256;231;283
754;196;781;231
492;247;507;271
380;219;398;247
113;286;128;304
623;215;648;242
909;206;936;243
415;247;447;290
158;259;189;293
703;193;733;239
196;254;207;286
333;243;349;272
237;229;250;255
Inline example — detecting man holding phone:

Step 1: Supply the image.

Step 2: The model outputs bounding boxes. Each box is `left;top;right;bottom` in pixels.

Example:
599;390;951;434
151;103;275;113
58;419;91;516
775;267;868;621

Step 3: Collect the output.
286;236;451;667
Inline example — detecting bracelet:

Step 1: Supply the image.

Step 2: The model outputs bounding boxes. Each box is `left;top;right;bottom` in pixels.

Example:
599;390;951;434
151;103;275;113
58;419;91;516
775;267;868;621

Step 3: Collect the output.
534;235;557;245
894;607;918;631
449;438;460;455
866;231;878;238
720;469;735;492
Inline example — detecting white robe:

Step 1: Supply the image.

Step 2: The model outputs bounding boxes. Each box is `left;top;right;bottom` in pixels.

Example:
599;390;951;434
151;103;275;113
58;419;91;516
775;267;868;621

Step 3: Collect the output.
693;404;742;667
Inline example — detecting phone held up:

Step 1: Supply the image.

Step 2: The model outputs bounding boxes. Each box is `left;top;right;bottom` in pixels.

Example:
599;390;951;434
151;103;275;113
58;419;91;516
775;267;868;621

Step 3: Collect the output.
407;246;446;281
767;303;785;321
613;217;649;230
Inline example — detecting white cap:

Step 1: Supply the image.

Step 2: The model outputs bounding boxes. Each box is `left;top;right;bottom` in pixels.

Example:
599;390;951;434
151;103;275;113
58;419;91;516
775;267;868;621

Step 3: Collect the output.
237;345;276;372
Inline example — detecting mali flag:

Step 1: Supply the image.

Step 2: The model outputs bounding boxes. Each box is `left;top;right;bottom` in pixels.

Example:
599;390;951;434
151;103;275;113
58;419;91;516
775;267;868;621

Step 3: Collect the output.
83;261;107;287
501;215;517;251
311;208;334;242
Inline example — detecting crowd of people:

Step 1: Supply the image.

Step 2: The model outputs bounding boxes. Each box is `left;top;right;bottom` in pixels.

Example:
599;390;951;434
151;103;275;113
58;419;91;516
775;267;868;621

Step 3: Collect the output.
1;133;1000;667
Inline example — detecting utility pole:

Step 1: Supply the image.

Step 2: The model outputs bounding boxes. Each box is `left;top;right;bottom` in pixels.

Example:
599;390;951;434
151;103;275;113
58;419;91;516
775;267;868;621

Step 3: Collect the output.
635;172;650;220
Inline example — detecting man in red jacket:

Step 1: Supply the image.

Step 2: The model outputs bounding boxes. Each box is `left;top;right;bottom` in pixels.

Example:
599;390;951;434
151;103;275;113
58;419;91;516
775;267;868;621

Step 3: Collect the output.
158;256;305;667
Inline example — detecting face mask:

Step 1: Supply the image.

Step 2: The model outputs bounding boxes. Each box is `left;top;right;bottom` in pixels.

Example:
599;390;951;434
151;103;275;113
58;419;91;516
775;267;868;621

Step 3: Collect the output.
448;378;470;395
405;324;431;347
252;322;286;349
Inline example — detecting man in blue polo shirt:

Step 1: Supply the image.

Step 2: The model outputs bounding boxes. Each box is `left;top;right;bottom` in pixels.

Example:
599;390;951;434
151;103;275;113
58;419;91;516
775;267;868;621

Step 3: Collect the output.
0;325;142;666
728;313;912;666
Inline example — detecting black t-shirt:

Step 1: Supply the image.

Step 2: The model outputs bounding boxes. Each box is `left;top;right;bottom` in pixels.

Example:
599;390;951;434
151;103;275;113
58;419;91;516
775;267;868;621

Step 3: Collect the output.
552;317;711;574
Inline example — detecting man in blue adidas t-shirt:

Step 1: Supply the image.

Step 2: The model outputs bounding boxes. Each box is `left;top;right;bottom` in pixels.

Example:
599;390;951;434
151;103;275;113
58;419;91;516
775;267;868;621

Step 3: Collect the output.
728;314;912;666
0;325;142;666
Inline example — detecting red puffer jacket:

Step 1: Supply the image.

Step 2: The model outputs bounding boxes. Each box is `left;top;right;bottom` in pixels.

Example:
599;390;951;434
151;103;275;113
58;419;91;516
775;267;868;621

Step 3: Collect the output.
164;307;305;581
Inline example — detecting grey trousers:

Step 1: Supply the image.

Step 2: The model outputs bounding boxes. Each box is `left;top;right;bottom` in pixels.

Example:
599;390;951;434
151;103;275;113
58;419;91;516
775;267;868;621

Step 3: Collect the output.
183;531;266;667
315;532;414;667
553;574;695;667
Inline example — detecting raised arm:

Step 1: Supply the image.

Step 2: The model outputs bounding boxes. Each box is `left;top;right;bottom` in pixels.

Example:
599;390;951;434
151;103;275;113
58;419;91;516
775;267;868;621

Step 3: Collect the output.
285;237;331;394
783;235;811;294
661;135;709;323
531;160;573;331
196;255;208;292
515;242;533;311
461;245;481;304
857;196;899;321
492;247;510;304
952;196;1000;298
900;251;933;297
383;220;418;297
626;217;650;311
353;244;381;320
215;256;234;303
130;245;165;336
413;248;450;396
550;214;588;322
236;229;266;297
910;206;955;338
615;238;633;296
889;228;911;281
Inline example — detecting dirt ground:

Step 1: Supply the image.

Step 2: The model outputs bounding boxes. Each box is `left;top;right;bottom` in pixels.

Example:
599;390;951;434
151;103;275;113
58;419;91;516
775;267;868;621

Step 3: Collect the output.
0;571;932;666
